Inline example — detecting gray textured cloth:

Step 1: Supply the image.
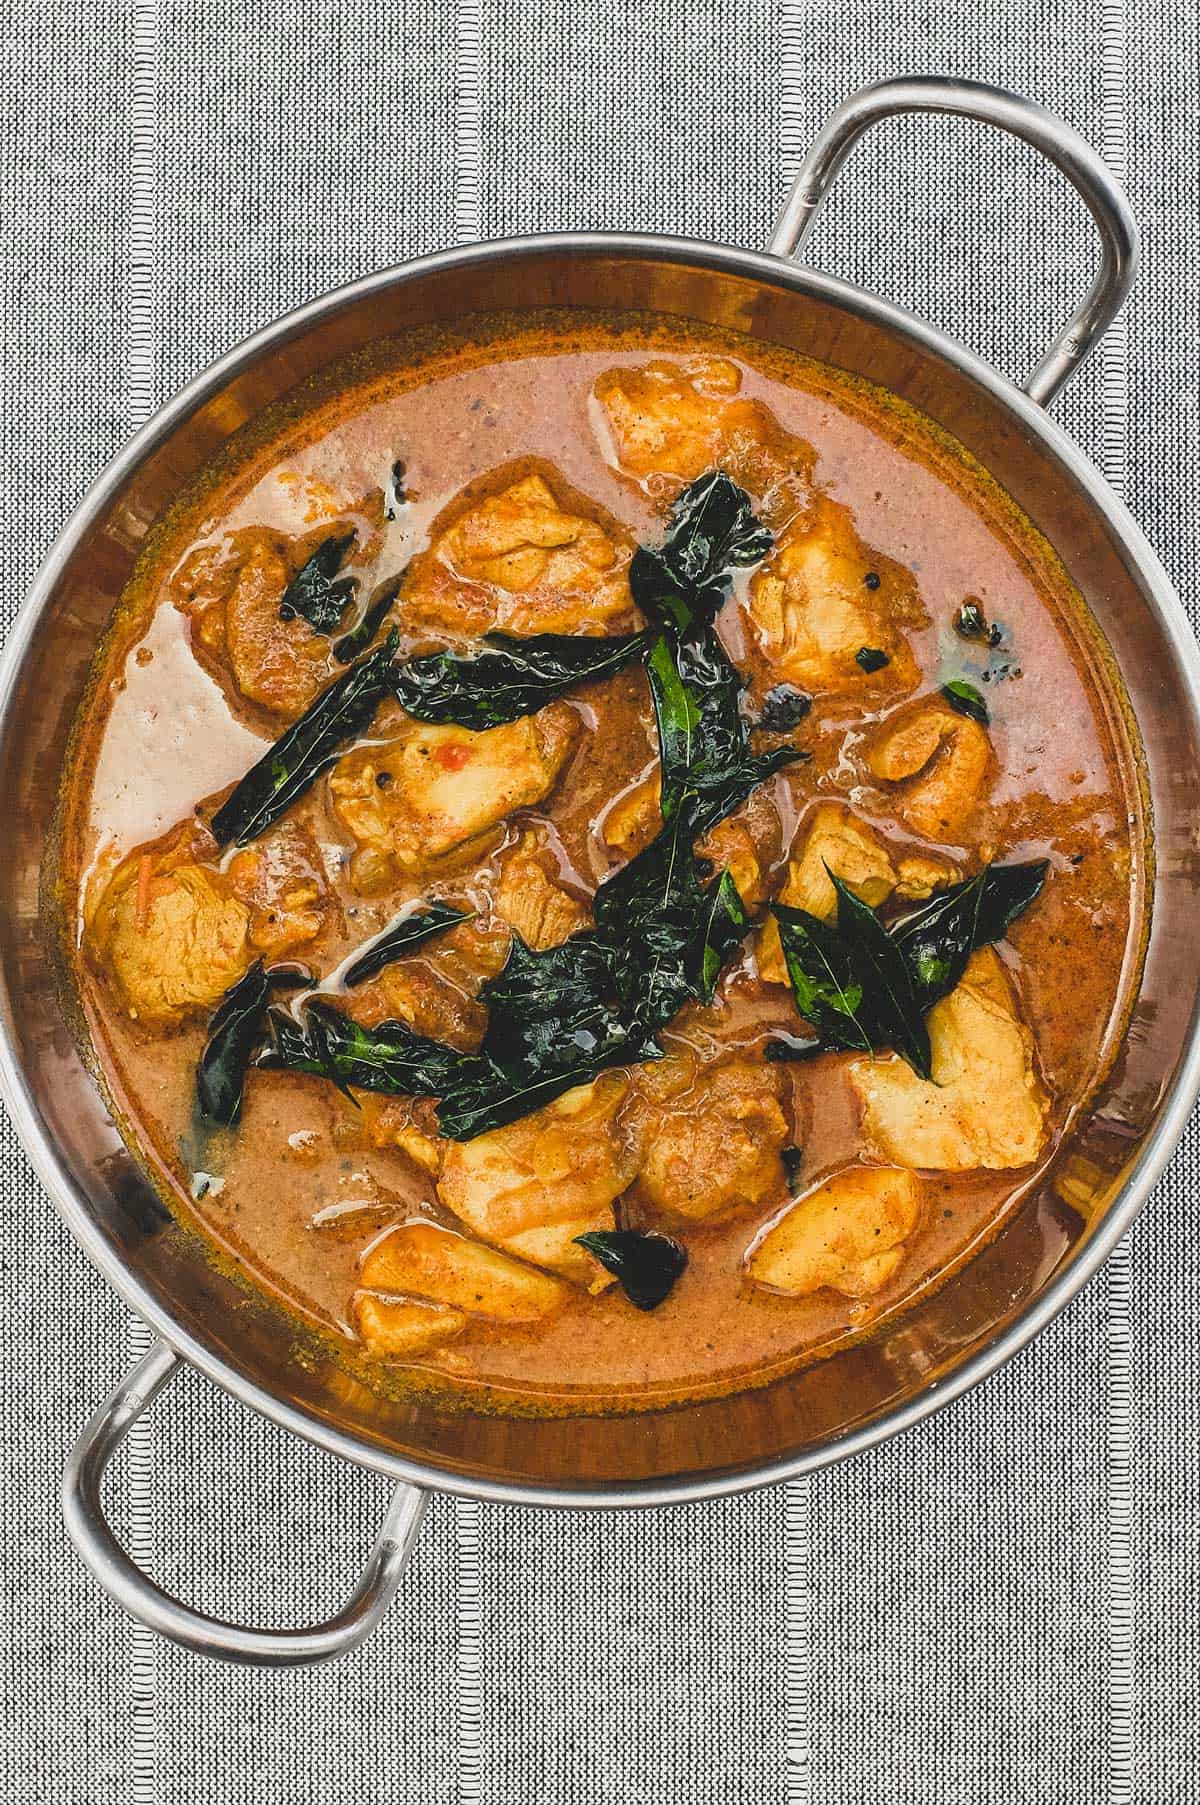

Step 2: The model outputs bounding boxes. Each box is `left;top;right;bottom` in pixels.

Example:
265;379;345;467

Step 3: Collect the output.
1;0;1196;1799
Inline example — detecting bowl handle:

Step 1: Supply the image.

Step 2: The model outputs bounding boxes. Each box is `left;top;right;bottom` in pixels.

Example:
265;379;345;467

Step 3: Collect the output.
61;1337;427;1666
770;75;1138;407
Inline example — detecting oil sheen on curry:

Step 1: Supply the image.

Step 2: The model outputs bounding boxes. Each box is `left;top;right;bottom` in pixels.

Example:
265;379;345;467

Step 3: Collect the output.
62;312;1145;1415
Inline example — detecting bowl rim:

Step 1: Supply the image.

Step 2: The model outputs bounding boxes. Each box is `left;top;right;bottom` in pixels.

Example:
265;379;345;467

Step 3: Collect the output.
3;228;1198;1508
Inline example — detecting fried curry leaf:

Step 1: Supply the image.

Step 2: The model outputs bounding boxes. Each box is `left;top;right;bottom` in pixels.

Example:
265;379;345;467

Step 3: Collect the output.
630;470;773;635
343;900;474;987
434;933;662;1142
333;574;402;663
771;903;874;1054
773;860;1047;1071
573;1230;687;1310
210;633;399;847
941;678;990;726
279;532;356;635
855;646;889;673
196;960;309;1126
594;817;750;1026
257;997;465;1102
646;629;797;830
891;859;1049;1010
391;631;648;729
829;874;932;1080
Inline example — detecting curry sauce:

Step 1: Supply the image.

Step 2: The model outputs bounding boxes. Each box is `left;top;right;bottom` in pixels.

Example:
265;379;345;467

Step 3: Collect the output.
60;311;1146;1415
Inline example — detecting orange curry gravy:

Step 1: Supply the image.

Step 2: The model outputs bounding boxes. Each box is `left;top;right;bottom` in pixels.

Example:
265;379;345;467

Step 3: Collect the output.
60;311;1146;1416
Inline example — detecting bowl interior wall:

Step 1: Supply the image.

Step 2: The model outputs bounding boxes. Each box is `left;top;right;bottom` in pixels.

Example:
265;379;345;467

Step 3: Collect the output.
4;244;1197;1494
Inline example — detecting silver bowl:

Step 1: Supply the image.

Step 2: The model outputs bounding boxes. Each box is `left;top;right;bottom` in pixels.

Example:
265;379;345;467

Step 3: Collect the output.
2;77;1195;1666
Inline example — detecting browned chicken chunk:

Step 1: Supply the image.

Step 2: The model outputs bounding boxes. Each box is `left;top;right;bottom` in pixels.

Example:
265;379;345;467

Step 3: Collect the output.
227;820;334;957
849;949;1049;1170
360;1220;569;1323
747;1165;922;1299
88;828;253;1030
866;697;995;841
173;529;345;719
438;1074;637;1283
401;471;634;637
632;1058;789;1221
493;829;591;948
329;703;579;891
746;497;926;696
593;356;814;513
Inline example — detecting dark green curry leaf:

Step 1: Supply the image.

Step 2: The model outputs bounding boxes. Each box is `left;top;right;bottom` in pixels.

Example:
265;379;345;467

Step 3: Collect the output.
646;628;798;833
941;678;990;726
196;960;310;1126
210;633;399;847
829;874;932;1080
435;933;663;1142
333;575;402;663
891;860;1049;1011
279;532;356;635
594;821;750;1027
771;903;873;1053
257;997;465;1103
343;900;474;988
573;1229;687;1310
630;470;773;635
855;646;889;673
391;631;647;729
773;860;1047;1071
211;473;786;1141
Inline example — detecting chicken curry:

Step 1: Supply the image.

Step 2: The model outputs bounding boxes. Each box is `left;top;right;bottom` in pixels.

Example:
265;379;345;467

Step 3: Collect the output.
59;311;1146;1415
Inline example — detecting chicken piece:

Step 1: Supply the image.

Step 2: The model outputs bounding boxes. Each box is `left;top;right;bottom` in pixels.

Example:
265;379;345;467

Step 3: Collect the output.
354;1294;466;1359
634;1060;789;1221
361;1220;569;1323
369;960;487;1051
402;472;633;637
747;1165;922;1299
865;697;995;841
783;803;898;918
437;1074;637;1283
88;830;253;1030
593;357;814;512
358;1097;446;1176
894;853;963;899
329;703;579;890
746;497;926;695
600;771;661;858
494;831;591;948
173;529;345;720
696;814;768;910
602;776;772;909
226;821;332;957
849;948;1050;1171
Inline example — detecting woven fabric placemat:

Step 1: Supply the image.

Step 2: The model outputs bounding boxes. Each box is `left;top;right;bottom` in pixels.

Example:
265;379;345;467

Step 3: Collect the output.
0;2;1195;1799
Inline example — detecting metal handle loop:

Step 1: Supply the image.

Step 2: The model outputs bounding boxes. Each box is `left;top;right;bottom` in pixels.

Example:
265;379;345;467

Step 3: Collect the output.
62;1338;427;1666
771;75;1139;407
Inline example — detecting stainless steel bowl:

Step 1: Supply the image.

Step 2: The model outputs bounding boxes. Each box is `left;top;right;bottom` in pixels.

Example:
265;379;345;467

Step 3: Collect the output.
3;77;1196;1667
